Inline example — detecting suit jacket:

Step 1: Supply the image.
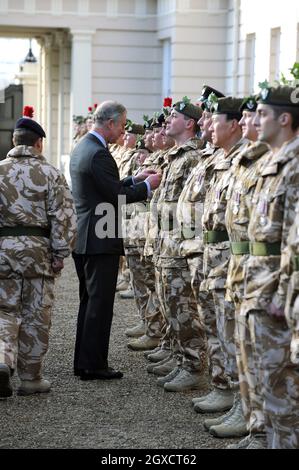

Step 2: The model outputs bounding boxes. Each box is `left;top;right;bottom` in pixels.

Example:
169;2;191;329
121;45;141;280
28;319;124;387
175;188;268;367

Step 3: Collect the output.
70;133;148;255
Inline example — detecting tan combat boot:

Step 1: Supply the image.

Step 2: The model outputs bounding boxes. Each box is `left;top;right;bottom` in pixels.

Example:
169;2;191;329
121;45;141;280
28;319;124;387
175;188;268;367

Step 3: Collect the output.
144;347;161;358
17;379;51;396
125;321;146;338
156;367;181;387
116;279;129;292
227;433;267;449
127;335;159;351
209;398;248;437
147;354;173;373
164;369;208;392
151;357;177;376
147;348;171;363
194;388;234;413
203;397;237;430
119;288;134;299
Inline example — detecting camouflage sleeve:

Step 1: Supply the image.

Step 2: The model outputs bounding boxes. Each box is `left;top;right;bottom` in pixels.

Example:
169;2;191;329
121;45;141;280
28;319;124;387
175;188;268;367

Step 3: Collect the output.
285;204;299;333
271;169;299;314
47;171;77;258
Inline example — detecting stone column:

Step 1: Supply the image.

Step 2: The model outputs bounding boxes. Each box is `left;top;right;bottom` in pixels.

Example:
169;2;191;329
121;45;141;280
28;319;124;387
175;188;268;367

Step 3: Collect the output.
70;30;95;118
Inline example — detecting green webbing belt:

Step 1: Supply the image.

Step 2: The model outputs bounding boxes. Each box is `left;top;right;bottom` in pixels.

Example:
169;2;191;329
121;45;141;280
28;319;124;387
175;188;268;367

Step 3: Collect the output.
293;255;299;271
203;230;229;244
0;226;50;238
249;241;281;256
230;241;250;255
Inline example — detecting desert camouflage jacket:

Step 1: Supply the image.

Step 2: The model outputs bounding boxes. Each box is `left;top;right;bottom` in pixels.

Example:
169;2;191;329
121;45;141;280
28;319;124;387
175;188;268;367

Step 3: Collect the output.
242;136;299;315
156;137;204;266
123;149;163;254
201;139;249;291
0;145;77;277
177;145;220;257
225;141;271;300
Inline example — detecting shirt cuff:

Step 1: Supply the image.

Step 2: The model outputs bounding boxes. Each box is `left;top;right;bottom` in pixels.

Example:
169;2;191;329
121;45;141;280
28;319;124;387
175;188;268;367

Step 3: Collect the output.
144;180;151;198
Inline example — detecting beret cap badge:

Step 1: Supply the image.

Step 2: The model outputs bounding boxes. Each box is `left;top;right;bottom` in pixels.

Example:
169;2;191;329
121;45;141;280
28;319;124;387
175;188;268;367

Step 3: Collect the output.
260;88;270;100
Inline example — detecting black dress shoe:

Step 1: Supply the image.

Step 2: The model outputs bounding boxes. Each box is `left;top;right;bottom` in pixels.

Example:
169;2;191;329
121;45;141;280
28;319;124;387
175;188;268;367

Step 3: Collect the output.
80;368;123;380
74;368;82;377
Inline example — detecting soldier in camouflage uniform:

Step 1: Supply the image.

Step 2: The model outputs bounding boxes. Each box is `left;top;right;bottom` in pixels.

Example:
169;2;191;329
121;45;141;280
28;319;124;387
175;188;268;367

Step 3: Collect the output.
196;97;248;431
118;122;146;301
223;97;272;448
0;116;77;398
240;85;299;448
285;200;299;367
127;111;175;351
175;86;231;403
124;117;163;346
154;99;208;392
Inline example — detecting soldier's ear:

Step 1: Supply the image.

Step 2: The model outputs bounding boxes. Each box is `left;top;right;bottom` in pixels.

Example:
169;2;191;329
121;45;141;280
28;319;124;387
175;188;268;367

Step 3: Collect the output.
278;112;292;128
34;137;43;152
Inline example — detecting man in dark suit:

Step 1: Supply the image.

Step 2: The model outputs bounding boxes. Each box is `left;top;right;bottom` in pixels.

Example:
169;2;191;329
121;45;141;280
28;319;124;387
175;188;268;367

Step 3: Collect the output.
70;101;161;380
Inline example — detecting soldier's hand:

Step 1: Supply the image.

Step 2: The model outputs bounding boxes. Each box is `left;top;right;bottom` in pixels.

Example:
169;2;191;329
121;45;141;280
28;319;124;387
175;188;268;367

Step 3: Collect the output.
145;173;162;190
135;169;157;182
290;337;299;365
52;257;64;274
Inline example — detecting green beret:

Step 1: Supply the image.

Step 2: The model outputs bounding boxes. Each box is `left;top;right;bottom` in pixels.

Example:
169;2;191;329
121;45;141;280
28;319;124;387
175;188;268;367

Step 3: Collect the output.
257;85;299;107
240;96;258;112
73;115;85;125
136;138;146;150
143;115;154;130
173;99;202;121
199;84;225;101
152;112;165;128
125;121;145;135
211;97;243;119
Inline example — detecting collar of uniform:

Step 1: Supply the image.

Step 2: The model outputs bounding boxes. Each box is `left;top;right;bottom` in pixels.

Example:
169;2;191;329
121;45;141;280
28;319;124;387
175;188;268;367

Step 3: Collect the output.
268;136;299;167
6;145;45;160
238;141;270;165
201;144;219;157
167;137;203;160
213;139;247;170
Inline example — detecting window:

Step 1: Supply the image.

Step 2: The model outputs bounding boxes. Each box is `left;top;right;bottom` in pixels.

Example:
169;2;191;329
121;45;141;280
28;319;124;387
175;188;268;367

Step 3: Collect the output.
245;33;256;94
162;39;172;97
269;27;281;83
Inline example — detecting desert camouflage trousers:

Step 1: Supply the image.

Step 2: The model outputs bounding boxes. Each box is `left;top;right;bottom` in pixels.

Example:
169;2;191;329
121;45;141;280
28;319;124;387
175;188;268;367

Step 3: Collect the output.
233;298;265;434
187;255;230;389
154;266;171;352
212;290;239;389
0;275;54;380
247;310;299;449
156;260;208;372
127;254;164;339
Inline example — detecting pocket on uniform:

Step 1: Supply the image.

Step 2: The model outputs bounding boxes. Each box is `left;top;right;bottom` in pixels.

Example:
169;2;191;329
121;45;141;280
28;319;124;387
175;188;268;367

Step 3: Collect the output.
0;255;13;278
164;169;184;202
41;276;55;309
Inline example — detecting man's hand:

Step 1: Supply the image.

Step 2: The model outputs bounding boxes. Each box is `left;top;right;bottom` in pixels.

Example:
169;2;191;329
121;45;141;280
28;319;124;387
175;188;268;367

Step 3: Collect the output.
145;173;162;190
134;169;157;182
290;337;299;365
52;257;64;274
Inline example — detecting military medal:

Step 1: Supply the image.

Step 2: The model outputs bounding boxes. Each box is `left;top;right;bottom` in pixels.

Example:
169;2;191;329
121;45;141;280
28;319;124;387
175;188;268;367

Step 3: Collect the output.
260;216;267;226
233;205;239;215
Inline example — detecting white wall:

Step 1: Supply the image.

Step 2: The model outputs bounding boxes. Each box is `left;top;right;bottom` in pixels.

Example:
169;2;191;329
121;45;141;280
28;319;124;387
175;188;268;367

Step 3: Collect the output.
237;0;299;96
157;0;230;101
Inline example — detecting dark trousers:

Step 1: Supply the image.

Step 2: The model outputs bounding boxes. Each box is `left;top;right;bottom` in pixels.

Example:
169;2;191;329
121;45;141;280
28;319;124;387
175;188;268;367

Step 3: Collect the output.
73;253;120;371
